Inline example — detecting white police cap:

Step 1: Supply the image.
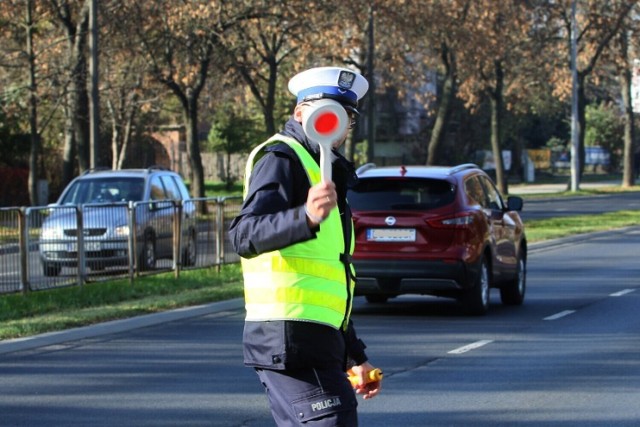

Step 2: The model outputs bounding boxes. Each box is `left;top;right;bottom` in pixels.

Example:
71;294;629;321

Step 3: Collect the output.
288;67;369;113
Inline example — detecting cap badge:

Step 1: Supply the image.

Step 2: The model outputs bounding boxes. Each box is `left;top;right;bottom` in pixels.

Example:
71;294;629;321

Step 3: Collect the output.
338;70;356;90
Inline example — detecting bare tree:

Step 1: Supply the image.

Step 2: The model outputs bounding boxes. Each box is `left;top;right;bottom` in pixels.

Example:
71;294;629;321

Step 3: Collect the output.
117;0;261;199
222;1;307;135
46;0;92;185
545;0;636;185
1;0;49;204
451;1;541;194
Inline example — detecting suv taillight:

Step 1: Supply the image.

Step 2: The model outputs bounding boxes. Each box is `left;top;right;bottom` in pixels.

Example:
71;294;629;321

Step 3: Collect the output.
427;212;475;229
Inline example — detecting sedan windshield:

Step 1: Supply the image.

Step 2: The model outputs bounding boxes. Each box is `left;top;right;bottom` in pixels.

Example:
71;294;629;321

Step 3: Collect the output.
59;177;145;205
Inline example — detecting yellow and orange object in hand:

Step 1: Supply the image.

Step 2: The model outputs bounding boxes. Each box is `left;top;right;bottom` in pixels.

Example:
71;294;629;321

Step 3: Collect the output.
347;368;383;387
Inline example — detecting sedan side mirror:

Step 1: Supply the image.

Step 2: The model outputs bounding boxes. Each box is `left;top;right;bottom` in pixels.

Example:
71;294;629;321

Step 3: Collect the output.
506;196;524;212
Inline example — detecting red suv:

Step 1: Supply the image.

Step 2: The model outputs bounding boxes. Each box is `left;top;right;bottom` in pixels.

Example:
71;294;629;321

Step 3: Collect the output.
348;163;527;315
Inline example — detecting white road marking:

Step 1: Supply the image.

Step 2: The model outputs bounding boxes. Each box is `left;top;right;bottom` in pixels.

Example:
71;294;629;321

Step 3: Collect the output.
448;339;493;354
543;310;576;321
610;289;635;297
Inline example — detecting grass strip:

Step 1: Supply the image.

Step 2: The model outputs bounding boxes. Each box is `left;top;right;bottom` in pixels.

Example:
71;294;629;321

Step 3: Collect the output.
511;185;640;199
0;264;243;340
524;210;640;242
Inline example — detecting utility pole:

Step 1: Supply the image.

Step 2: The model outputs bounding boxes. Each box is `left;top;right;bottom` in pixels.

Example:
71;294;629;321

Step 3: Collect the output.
89;0;100;169
570;0;580;191
366;4;376;164
26;0;41;205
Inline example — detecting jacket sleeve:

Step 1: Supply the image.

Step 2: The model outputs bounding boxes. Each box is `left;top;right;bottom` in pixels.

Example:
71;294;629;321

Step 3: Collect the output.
344;319;368;366
229;149;317;258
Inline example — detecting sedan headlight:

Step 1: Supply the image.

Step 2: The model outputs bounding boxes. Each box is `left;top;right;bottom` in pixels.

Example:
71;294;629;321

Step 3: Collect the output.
41;227;63;239
115;224;130;237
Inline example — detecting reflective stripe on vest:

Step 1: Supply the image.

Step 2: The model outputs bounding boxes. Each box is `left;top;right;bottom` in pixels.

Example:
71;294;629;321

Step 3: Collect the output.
241;135;353;330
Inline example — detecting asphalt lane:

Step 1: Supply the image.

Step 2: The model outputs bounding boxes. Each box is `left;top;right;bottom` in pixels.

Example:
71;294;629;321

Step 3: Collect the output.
349;226;640;426
2;228;640;426
0;308;258;427
1;186;640;426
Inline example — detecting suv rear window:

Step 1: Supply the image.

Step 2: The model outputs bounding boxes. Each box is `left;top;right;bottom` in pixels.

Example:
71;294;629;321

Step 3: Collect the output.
348;178;455;211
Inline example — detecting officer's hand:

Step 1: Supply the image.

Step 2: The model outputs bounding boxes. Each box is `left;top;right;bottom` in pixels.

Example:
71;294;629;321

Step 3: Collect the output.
305;181;337;227
350;362;382;400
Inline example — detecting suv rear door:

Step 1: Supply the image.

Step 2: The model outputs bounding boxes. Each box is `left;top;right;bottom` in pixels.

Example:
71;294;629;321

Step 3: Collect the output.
477;174;518;278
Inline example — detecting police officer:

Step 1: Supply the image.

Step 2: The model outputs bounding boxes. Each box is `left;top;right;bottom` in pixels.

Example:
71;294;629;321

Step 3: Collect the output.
229;66;381;426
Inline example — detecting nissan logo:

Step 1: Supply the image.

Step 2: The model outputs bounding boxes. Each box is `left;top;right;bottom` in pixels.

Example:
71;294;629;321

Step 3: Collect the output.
385;216;396;226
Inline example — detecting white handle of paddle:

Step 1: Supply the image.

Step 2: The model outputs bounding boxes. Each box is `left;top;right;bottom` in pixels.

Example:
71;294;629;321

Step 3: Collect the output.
301;99;349;183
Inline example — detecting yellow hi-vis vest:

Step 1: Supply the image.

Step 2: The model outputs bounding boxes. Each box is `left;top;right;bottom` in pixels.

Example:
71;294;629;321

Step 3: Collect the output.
241;134;355;330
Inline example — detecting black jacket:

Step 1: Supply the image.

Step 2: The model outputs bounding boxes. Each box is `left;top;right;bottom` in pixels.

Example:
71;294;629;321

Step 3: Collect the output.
229;118;367;370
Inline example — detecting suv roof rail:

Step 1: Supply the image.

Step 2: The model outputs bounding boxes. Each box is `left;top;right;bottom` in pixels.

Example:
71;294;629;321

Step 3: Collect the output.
81;167;111;175
449;163;479;175
356;163;377;175
147;165;170;172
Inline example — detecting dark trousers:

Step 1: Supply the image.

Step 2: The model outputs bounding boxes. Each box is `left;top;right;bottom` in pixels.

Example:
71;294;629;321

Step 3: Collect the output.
255;366;358;426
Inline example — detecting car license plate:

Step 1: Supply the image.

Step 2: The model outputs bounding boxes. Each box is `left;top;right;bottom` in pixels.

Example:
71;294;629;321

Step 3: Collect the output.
366;228;416;242
67;242;101;252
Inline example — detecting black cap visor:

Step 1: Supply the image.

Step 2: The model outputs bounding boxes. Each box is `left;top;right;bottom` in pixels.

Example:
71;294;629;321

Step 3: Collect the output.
301;93;360;115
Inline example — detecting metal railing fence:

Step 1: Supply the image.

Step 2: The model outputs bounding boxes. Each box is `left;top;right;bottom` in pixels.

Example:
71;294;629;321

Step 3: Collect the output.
0;196;242;294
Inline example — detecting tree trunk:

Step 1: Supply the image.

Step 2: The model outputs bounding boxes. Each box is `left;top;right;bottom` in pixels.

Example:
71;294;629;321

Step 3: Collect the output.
617;30;635;188
62;103;76;186
56;0;91;177
264;58;278;136
118;107;135;170
577;73;587;179
490;61;507;195
108;99;121;169
226;151;232;190
427;42;455;166
426;71;454;165
71;56;90;173
185;96;205;200
108;90;137;170
619;63;635;187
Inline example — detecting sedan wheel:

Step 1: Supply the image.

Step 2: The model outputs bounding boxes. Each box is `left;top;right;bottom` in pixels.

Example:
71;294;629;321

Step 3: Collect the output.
182;230;197;267
42;262;61;277
138;234;156;271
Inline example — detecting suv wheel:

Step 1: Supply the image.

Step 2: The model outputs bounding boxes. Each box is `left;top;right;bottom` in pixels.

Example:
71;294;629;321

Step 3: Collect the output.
139;233;156;271
42;261;61;277
182;229;197;267
463;256;490;315
500;253;526;305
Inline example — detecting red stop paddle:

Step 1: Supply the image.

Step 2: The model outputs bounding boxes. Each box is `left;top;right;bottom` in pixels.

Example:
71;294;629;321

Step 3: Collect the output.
302;99;349;183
